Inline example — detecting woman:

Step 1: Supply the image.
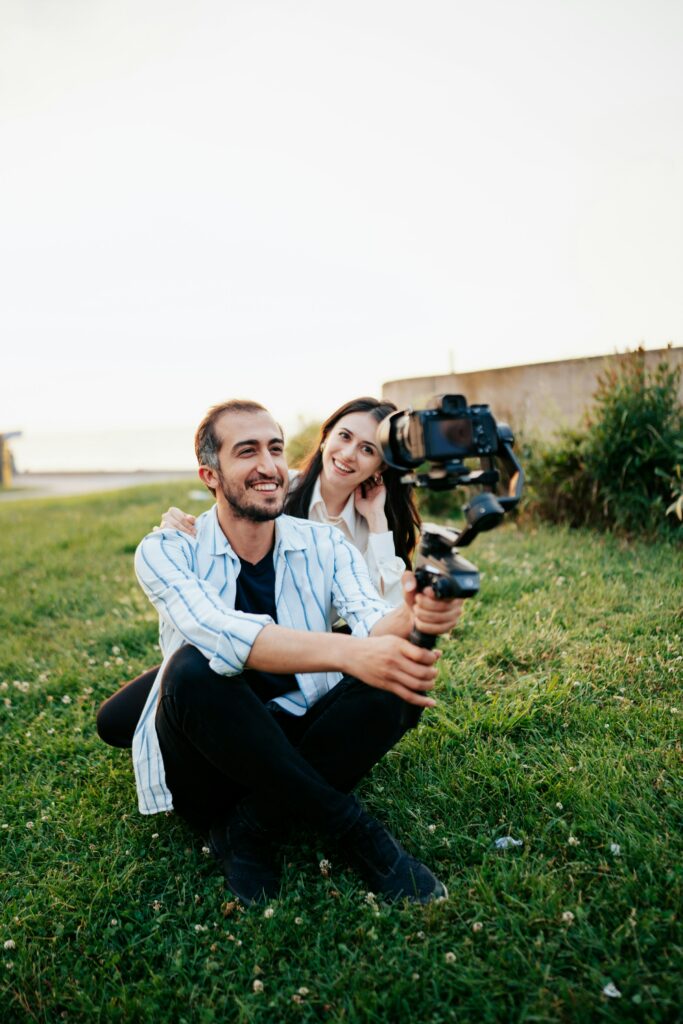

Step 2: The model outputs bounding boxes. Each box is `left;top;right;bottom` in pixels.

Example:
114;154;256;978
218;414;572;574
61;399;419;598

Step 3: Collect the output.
96;397;421;747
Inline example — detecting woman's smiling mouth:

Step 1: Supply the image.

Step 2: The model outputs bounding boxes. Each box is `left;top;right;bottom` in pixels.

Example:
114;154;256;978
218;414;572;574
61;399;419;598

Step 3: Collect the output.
332;458;355;475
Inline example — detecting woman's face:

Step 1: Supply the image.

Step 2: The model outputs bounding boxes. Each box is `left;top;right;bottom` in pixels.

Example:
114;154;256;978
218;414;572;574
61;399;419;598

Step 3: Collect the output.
321;411;384;491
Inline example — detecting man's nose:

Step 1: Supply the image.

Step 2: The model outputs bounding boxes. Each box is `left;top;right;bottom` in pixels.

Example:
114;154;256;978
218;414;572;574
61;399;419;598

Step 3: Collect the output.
257;449;278;475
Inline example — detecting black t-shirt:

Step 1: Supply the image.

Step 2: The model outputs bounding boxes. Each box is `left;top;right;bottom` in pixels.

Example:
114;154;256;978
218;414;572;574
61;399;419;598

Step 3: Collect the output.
234;548;298;702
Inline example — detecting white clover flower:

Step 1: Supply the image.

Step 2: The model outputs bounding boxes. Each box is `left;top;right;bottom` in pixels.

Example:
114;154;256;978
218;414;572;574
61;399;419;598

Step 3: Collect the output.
4;940;16;950
151;833;159;840
201;846;210;856
472;922;483;933
427;824;437;833
444;951;456;963
294;916;303;925
110;919;118;927
263;907;275;919
555;802;563;810
194;924;208;933
567;835;580;847
411;972;420;981
5;962;14;970
61;695;71;705
602;982;622;999
319;858;332;878
111;646;121;656
610;843;621;856
291;994;303;1005
151;901;162;912
561;911;575;924
25;821;34;829
252;979;264;994
297;987;310;996
416;931;426;940
47;728;55;735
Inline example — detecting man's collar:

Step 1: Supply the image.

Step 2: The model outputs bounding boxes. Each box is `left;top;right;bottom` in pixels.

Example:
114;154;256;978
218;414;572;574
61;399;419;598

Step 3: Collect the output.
207;505;307;556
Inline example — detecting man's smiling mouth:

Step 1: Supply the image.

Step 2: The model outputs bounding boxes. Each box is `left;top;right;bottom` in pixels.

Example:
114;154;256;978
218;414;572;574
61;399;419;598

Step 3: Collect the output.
249;480;280;492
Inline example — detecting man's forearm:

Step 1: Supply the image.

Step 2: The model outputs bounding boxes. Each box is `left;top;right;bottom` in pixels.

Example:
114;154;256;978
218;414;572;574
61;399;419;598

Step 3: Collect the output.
246;624;362;676
369;603;413;639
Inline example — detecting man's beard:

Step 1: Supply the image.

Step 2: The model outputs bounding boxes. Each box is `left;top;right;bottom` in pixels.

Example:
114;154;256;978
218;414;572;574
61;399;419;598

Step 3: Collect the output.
218;470;287;522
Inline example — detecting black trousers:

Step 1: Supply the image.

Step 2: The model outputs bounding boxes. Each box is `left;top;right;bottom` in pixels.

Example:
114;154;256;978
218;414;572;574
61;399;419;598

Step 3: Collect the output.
155;645;422;834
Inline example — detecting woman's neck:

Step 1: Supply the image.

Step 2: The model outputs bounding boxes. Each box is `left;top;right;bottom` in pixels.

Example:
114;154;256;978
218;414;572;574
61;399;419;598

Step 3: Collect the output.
318;474;352;518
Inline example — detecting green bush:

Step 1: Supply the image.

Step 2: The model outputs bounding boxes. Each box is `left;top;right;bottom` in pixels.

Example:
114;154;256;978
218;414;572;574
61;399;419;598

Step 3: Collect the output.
285;418;321;468
525;348;683;538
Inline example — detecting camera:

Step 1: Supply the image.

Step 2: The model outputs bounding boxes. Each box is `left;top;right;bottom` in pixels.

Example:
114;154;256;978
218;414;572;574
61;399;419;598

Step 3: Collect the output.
376;395;525;648
377;393;499;469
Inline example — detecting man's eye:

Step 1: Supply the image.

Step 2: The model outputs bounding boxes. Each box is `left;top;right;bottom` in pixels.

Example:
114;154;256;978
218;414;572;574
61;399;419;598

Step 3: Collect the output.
239;449;255;457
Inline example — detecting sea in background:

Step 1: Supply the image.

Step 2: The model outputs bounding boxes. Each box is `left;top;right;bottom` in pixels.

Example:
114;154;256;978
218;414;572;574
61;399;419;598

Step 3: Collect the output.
11;426;198;473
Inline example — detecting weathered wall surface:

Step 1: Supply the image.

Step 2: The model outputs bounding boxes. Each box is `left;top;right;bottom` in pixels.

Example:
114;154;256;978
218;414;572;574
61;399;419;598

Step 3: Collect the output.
382;347;683;437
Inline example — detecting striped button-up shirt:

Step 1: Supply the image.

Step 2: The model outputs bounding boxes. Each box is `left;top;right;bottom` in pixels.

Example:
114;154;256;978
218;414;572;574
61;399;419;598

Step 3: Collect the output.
132;507;392;815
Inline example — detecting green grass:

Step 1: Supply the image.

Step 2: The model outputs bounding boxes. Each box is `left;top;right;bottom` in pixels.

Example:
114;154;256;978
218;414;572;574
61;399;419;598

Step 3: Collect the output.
1;486;681;1023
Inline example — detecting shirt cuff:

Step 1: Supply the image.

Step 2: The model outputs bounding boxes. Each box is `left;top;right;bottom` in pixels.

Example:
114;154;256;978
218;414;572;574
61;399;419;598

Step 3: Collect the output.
350;606;392;638
209;613;274;675
366;530;397;562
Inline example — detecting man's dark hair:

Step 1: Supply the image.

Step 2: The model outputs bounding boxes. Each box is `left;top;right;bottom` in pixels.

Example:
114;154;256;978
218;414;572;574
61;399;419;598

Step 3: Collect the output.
195;400;273;495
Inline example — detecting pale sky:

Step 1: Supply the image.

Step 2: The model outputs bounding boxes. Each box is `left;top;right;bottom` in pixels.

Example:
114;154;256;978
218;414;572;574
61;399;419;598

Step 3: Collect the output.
1;0;682;469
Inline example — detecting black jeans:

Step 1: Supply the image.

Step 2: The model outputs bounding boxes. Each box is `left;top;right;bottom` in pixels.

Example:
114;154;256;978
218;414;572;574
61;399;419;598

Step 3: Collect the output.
155;645;422;834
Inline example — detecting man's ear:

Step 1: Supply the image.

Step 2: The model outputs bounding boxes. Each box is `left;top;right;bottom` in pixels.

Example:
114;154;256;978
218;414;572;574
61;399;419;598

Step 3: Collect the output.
198;465;219;491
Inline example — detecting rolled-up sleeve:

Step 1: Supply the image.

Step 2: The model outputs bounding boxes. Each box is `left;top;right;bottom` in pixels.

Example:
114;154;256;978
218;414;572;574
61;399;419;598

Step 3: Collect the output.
135;531;273;675
326;528;393;637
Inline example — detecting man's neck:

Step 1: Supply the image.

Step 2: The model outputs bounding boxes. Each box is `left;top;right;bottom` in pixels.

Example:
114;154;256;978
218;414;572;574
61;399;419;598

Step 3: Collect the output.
216;504;277;563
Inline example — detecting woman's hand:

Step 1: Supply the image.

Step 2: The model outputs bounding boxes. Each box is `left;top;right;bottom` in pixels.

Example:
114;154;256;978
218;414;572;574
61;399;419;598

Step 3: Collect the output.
354;476;389;533
155;506;197;537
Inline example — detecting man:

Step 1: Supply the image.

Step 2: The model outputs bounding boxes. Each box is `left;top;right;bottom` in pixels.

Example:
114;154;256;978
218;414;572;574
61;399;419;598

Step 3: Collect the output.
133;399;462;905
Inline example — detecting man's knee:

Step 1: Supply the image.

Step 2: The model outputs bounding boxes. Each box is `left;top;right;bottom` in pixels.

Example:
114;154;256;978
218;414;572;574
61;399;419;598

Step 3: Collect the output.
351;683;423;737
162;645;215;701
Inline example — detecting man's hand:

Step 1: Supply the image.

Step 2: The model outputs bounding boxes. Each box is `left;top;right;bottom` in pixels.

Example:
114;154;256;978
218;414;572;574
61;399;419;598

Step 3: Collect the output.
404;575;465;636
344;635;442;707
371;572;465;641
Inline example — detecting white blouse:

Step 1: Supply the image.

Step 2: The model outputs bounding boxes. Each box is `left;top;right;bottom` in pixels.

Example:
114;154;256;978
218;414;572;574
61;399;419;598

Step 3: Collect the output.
305;475;406;607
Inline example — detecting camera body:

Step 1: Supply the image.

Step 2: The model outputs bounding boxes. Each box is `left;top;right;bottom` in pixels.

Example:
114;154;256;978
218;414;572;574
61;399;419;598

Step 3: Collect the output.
377;393;499;469
376;394;525;648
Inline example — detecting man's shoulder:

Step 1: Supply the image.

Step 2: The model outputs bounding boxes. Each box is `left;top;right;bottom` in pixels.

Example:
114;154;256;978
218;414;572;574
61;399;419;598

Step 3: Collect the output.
276;515;355;557
278;513;340;537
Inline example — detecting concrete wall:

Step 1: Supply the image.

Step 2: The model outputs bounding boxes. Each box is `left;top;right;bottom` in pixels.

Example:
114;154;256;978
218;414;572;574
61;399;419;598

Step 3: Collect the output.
382;347;683;438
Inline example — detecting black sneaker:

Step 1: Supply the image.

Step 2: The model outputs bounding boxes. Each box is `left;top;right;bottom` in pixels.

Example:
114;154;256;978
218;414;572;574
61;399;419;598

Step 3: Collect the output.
339;810;447;904
208;811;280;906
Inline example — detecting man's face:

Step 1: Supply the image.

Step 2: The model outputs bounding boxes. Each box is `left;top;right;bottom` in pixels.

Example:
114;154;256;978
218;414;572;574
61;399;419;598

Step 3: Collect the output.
207;410;289;522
